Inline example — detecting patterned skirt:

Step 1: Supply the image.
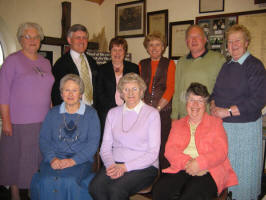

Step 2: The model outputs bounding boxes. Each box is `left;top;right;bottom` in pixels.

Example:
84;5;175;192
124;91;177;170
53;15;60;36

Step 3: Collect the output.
0;123;42;188
223;118;262;200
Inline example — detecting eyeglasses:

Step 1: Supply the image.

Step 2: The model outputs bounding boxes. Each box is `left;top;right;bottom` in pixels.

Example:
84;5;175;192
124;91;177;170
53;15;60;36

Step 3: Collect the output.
22;35;41;40
187;98;206;105
122;87;140;94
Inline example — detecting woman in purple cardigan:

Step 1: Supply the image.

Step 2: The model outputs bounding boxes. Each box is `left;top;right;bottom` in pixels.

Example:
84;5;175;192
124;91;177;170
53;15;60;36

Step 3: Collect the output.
90;73;161;200
0;22;54;200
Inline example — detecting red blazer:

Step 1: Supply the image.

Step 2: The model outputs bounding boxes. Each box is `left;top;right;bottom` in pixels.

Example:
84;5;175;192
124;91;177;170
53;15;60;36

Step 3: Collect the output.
163;113;238;194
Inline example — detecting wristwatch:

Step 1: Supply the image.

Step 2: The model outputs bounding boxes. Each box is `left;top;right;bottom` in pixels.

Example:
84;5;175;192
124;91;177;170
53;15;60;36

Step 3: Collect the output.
228;107;233;117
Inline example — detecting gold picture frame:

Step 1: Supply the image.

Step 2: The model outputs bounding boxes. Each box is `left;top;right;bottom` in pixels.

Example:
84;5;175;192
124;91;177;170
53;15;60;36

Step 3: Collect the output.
147;9;168;46
115;0;146;38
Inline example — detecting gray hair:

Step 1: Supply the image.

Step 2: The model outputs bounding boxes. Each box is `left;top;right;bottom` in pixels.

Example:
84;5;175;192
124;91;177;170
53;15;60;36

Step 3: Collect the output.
16;22;44;43
185;82;209;103
67;24;88;38
60;74;85;95
226;24;251;45
117;73;147;99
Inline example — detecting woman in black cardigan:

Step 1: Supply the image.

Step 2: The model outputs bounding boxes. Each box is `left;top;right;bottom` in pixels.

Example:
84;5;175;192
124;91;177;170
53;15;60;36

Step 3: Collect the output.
96;37;139;133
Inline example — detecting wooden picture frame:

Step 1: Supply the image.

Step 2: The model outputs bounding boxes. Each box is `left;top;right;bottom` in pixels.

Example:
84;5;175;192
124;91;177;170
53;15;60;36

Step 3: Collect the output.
196;13;238;59
255;0;266;4
169;20;194;60
147;9;168;45
196;9;266;65
199;0;224;13
115;0;146;38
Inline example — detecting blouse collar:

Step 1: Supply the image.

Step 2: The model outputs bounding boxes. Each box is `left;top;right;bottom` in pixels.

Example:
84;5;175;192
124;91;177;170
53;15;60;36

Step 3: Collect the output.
60;101;86;115
230;51;250;65
123;100;144;114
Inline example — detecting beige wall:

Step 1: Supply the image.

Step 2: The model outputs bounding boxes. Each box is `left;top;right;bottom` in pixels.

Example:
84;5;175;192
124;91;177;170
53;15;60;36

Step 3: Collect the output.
0;0;265;63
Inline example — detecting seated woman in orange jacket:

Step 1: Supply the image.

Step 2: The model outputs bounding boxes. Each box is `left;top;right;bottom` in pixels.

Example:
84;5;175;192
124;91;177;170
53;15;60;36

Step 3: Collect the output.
152;82;238;200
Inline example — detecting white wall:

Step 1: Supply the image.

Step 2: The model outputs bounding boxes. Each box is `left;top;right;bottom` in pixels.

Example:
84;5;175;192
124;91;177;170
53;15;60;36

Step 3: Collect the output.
0;0;265;63
0;0;102;62
99;0;266;63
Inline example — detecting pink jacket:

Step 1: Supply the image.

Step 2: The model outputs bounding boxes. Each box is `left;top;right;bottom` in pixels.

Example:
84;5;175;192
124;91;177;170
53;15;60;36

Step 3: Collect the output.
163;113;238;194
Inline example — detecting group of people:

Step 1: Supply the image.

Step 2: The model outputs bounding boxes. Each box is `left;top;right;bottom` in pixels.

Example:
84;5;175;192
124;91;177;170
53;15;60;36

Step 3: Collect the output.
0;20;265;200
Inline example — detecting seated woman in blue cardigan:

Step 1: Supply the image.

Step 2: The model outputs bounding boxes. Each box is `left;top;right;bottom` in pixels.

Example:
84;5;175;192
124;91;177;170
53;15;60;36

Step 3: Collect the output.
30;74;100;200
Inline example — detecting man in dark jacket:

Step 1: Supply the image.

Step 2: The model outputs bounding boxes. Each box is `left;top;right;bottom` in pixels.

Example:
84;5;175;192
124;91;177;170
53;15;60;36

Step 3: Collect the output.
51;24;98;107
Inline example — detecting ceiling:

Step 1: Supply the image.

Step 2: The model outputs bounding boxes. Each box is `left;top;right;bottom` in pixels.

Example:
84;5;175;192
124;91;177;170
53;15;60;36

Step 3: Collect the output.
85;0;104;5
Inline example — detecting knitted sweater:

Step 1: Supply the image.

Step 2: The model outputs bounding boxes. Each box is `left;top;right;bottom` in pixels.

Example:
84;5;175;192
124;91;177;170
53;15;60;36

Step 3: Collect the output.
171;50;225;119
39;104;100;165
100;103;161;171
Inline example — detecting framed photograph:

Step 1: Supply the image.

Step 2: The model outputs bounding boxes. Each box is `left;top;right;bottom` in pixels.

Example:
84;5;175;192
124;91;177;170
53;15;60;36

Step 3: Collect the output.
115;0;146;38
199;0;224;13
196;14;238;59
169;20;194;60
147;9;168;45
255;0;266;3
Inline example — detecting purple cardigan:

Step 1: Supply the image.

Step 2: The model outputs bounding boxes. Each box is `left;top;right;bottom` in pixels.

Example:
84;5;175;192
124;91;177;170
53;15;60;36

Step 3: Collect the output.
100;103;161;171
0;51;54;124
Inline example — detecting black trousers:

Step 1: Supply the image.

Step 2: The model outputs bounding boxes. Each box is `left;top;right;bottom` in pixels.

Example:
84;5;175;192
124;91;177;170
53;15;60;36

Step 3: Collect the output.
89;166;157;200
152;171;218;200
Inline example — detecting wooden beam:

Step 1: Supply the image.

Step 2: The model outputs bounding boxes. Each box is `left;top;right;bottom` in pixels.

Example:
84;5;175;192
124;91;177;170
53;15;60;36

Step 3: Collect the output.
61;2;71;39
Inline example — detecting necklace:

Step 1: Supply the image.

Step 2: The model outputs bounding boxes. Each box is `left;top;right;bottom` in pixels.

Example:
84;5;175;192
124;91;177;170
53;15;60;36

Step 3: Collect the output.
121;107;142;133
63;113;80;131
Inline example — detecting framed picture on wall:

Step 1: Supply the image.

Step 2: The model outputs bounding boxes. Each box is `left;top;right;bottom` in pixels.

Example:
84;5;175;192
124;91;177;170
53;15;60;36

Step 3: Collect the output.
169;20;194;60
199;0;224;13
196;14;238;59
147;9;168;45
255;0;266;3
115;0;146;38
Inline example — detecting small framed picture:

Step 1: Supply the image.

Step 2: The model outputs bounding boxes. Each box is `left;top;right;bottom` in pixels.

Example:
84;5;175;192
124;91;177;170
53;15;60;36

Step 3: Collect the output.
115;0;146;38
199;0;224;13
147;9;168;45
169;20;194;60
254;0;266;3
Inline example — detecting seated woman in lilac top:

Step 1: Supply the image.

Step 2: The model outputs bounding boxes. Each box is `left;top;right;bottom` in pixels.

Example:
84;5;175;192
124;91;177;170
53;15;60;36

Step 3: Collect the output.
90;73;161;200
0;22;54;200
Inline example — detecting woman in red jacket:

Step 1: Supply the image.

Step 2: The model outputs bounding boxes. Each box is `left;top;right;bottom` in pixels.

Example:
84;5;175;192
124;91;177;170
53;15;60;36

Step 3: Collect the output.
152;82;238;200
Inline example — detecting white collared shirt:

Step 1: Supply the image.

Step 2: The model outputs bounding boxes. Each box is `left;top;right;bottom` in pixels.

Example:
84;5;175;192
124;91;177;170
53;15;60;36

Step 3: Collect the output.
70;49;93;105
123;100;144;114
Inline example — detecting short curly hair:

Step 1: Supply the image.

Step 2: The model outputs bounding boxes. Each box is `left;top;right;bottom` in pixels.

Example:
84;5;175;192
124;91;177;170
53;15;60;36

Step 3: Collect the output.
17;22;44;44
226;24;251;45
109;37;128;54
143;32;166;50
60;74;85;95
185;82;209;103
117;73;147;99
